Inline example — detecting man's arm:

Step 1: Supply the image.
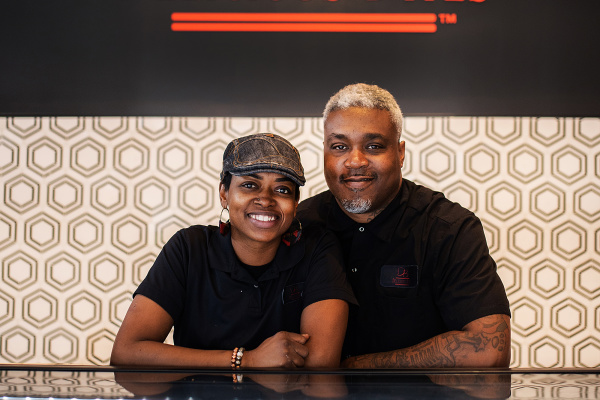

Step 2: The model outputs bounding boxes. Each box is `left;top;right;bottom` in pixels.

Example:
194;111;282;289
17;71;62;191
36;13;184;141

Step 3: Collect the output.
341;314;510;368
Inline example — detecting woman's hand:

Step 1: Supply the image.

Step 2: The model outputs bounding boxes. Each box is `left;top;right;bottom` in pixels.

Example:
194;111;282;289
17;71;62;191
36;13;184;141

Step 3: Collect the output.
244;331;310;368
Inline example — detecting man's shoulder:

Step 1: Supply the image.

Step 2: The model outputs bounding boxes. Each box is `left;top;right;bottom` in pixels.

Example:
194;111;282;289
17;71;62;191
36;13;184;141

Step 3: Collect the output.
298;190;335;209
406;180;477;226
297;190;336;226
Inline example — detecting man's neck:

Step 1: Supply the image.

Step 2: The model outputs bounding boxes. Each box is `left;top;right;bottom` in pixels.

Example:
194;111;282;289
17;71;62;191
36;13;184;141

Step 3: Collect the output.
340;206;384;224
337;182;403;224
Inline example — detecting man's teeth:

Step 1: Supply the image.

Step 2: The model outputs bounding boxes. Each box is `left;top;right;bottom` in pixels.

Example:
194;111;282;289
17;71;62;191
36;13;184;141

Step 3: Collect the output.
251;214;276;222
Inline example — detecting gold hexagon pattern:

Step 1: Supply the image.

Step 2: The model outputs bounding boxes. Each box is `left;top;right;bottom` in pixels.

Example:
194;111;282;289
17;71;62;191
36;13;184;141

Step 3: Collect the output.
0;116;598;367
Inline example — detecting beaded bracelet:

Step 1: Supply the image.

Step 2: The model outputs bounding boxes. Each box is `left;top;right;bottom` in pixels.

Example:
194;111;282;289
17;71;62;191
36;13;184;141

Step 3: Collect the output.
231;347;244;369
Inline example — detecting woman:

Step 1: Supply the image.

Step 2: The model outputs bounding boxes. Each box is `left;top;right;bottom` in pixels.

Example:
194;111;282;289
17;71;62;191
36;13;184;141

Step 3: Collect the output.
111;133;355;369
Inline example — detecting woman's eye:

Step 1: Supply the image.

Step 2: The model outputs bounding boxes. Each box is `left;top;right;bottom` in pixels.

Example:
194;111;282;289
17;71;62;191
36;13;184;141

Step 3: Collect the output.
276;187;292;195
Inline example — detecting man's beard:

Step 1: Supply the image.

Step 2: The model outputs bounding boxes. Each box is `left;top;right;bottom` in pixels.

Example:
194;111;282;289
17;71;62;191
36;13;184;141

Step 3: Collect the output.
340;196;372;214
337;168;375;214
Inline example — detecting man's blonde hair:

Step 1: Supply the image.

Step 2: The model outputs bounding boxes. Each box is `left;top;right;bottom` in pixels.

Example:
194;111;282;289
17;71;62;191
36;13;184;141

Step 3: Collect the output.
323;83;403;138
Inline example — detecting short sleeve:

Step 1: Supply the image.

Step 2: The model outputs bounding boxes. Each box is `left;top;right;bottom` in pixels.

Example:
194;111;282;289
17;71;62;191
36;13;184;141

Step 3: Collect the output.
300;228;357;308
134;229;190;322
434;215;511;330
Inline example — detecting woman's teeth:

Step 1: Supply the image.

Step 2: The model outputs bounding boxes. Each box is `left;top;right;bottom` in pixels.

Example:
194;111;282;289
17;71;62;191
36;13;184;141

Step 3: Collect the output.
250;214;276;222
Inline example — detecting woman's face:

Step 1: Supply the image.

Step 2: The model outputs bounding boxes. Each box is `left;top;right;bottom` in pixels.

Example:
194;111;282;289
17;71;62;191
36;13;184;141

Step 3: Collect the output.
220;172;298;250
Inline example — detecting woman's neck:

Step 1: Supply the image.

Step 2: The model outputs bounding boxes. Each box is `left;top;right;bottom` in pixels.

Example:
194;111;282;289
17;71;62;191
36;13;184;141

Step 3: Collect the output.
230;237;279;266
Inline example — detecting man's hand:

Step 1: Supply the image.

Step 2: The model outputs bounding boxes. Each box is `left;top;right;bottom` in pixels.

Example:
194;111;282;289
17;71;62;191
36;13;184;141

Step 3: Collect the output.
244;331;310;368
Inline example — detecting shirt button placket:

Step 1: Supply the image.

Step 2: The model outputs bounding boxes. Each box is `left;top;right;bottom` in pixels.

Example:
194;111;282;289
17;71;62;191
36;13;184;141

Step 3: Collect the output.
252;284;261;311
351;227;365;275
349;226;367;283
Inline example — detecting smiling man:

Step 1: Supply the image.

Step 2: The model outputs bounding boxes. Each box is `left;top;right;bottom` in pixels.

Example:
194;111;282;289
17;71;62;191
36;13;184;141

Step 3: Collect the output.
297;83;511;368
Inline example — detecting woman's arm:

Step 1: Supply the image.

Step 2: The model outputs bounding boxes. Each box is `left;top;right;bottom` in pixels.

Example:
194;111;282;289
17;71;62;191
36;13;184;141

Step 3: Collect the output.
111;294;312;368
299;299;349;368
110;294;233;367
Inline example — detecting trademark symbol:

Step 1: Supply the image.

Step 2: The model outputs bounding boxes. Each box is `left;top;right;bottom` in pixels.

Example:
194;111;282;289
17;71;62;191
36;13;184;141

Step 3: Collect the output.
439;13;457;24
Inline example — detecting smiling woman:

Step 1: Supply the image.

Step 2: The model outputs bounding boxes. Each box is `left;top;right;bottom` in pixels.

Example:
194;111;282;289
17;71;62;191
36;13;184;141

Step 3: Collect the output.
221;173;299;266
110;133;356;371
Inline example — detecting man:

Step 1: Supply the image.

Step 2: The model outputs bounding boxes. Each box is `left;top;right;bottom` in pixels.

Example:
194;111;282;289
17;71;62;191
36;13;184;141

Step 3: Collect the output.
297;83;511;368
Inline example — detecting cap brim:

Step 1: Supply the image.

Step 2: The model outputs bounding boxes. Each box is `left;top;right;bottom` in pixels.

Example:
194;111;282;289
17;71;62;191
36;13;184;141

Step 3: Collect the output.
229;167;305;187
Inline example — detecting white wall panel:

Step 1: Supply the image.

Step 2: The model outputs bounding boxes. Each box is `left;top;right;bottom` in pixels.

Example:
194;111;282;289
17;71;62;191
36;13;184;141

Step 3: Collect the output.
1;116;599;367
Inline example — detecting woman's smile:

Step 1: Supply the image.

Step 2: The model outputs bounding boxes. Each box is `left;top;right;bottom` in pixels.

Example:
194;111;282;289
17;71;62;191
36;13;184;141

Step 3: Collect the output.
249;212;278;223
220;172;298;264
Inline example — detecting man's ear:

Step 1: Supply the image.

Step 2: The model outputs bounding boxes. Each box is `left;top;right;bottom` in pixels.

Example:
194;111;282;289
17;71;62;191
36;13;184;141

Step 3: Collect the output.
398;140;406;168
219;183;228;209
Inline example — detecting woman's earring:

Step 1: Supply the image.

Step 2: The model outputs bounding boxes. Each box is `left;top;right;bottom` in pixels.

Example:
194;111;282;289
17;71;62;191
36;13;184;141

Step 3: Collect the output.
282;218;302;246
219;207;230;235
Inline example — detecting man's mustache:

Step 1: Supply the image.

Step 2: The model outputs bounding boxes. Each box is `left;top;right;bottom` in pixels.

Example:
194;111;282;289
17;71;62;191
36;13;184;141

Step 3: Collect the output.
339;169;377;181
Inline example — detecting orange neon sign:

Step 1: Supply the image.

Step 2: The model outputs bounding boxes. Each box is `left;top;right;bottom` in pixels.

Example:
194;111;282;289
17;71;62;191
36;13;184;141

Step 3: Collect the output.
171;13;438;33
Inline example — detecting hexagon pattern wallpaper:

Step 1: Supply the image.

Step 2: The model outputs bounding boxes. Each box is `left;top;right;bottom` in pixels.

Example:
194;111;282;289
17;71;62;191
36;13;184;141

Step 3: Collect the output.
0;116;599;367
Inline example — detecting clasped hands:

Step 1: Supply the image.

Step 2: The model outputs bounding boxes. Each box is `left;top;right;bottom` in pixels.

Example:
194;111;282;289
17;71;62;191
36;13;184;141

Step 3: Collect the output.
242;331;310;368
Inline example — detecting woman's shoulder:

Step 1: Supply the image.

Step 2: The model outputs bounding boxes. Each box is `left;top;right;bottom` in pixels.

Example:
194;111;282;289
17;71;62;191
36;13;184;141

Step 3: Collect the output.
182;224;218;235
164;224;220;248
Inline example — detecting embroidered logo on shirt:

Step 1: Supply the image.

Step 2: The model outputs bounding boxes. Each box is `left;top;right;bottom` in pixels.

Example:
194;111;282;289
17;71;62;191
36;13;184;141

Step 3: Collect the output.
282;282;304;304
380;265;419;288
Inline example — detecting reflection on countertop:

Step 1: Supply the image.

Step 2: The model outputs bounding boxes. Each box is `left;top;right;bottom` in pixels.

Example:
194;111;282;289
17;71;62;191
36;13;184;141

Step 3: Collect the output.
0;365;598;399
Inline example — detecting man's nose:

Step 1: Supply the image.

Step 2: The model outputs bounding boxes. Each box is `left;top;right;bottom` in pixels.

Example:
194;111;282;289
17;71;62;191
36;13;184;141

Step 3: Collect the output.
345;149;368;169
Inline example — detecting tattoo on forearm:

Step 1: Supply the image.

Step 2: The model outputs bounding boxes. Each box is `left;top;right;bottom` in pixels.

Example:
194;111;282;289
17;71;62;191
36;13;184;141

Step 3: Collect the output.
344;315;509;368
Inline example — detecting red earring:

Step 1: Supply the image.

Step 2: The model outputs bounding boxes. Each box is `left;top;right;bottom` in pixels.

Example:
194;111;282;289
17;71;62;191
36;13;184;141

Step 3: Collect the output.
219;207;230;235
282;219;302;246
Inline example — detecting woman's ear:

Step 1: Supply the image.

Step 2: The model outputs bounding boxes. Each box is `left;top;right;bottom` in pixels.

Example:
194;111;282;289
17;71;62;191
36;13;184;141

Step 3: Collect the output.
219;183;228;209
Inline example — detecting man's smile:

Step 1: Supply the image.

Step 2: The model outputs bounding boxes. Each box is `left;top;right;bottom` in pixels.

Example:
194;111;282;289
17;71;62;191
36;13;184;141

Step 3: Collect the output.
340;172;376;190
344;177;374;182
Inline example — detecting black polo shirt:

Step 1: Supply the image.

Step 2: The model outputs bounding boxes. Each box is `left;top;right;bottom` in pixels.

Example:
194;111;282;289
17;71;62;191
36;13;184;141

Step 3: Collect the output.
135;224;356;351
297;179;510;358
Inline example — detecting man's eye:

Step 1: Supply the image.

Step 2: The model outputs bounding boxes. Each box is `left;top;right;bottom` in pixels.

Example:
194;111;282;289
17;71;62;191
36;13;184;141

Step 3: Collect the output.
366;144;384;150
241;182;257;189
331;144;347;150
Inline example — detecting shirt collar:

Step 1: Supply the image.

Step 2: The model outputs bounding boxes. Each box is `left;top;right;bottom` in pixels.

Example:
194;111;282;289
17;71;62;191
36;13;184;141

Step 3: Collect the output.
208;228;305;281
326;180;411;243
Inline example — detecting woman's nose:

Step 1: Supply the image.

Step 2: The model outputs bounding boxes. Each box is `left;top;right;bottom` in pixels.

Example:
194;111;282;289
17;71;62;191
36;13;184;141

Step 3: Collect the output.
254;190;275;207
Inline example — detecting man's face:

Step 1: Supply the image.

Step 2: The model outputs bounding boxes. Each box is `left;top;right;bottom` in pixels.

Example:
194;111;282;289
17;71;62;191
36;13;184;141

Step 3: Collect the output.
324;107;405;223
